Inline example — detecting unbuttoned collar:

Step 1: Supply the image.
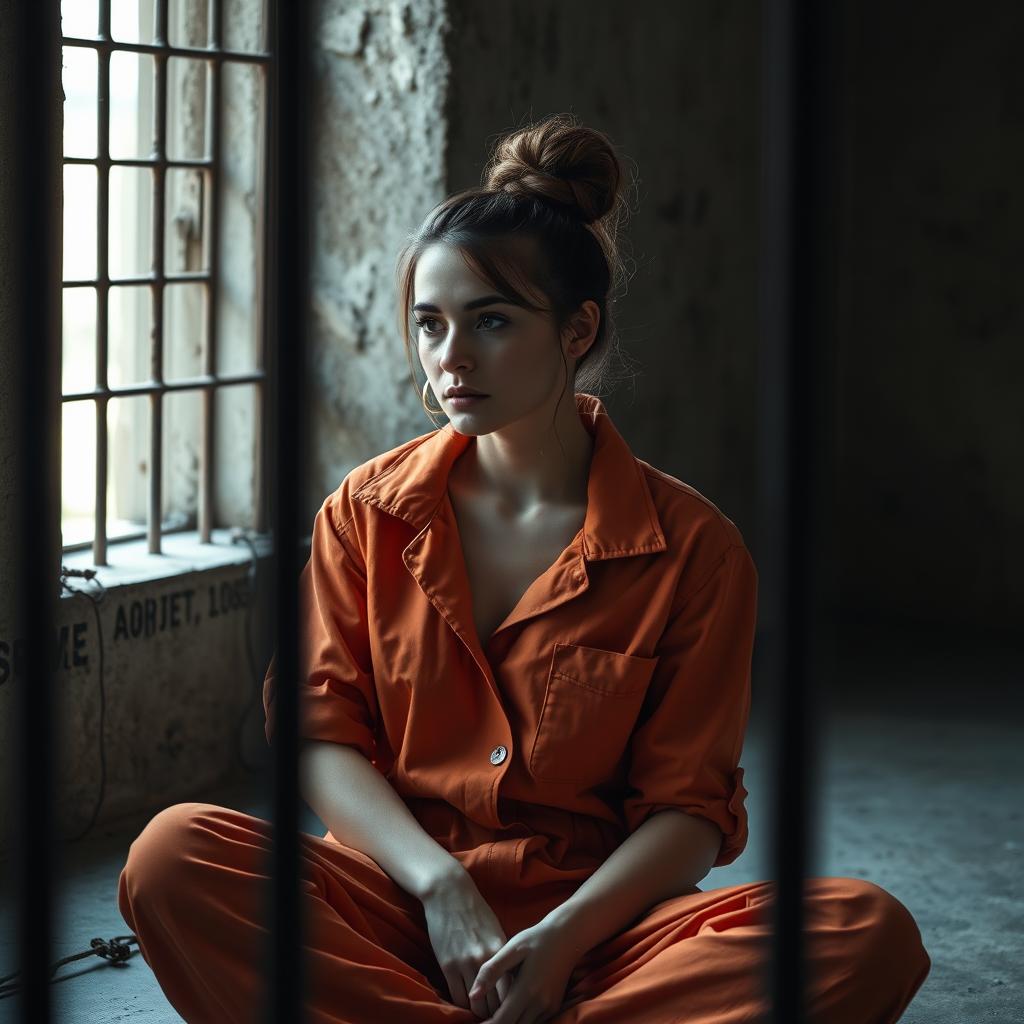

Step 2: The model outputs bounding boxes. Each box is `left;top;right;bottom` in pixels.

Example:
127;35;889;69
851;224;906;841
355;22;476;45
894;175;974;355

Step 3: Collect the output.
351;392;667;562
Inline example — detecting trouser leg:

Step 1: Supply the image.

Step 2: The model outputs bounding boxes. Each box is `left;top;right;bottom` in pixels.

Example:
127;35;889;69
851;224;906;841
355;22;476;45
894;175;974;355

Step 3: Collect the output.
552;876;930;1024
117;801;478;1024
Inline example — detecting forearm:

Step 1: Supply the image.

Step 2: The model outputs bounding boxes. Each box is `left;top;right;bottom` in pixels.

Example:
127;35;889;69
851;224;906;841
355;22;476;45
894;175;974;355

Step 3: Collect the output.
541;809;722;960
299;739;467;900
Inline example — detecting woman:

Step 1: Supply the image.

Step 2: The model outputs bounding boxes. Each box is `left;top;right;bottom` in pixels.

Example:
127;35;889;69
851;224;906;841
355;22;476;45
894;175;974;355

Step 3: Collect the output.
118;113;931;1023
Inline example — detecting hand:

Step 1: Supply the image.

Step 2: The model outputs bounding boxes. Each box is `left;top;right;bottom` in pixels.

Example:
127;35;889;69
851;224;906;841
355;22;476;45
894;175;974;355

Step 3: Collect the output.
420;870;517;1020
468;919;579;1024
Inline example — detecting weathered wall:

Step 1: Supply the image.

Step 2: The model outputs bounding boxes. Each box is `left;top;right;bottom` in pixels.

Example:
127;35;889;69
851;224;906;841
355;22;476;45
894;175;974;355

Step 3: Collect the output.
444;0;763;547
832;0;1024;632
305;0;452;517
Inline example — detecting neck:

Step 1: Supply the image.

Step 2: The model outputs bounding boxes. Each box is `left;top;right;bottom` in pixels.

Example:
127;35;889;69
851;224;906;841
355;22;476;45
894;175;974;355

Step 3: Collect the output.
454;393;595;514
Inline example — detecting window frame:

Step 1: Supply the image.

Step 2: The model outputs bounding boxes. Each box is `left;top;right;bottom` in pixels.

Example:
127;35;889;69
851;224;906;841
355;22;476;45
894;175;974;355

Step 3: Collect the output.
60;0;273;565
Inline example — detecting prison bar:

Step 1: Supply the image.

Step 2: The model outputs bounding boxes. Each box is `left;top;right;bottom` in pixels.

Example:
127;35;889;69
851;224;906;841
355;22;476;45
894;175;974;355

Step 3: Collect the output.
265;0;312;1020
199;0;224;544
12;3;61;1021
759;1;839;1021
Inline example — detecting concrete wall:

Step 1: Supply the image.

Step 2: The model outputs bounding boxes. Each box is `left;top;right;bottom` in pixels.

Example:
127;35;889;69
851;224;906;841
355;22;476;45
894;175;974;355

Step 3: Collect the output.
832;0;1024;634
305;0;451;518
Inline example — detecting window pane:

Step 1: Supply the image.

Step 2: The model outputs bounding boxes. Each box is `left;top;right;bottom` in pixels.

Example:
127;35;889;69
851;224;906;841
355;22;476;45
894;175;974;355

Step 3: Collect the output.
61;399;97;548
164;282;207;381
62;45;97;158
62;0;99;38
107;394;150;541
110;0;156;45
109;51;155;160
108;285;153;387
217;60;262;374
225;0;266;53
63;288;97;394
109;166;154;278
214;384;257;528
63;164;97;280
167;57;209;160
169;0;209;48
163;389;201;529
165;167;208;273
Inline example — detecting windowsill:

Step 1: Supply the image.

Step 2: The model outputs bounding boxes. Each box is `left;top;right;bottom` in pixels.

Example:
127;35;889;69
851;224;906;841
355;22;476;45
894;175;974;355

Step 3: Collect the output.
60;528;275;592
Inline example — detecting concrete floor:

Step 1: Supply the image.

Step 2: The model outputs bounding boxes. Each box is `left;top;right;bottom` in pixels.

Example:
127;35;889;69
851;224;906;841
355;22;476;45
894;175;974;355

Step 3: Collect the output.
0;625;1020;1023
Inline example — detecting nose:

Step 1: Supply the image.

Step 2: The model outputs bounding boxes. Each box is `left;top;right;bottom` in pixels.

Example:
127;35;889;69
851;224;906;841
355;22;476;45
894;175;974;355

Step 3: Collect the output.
435;328;476;374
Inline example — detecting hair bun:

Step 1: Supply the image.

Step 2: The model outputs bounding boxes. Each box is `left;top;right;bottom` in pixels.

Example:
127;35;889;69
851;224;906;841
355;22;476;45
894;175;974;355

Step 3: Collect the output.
482;113;624;225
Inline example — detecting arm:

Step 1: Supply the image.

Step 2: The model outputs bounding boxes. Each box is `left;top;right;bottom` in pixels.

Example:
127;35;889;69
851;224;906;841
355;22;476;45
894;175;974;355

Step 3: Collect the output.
537;808;721;959
546;542;758;956
264;491;469;900
300;739;467;899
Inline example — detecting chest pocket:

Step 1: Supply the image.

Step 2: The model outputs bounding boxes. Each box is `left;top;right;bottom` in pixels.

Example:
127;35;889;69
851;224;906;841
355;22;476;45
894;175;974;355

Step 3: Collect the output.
529;642;660;784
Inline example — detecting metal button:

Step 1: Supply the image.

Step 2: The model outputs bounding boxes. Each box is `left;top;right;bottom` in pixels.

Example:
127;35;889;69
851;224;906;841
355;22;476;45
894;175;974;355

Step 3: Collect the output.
489;745;507;766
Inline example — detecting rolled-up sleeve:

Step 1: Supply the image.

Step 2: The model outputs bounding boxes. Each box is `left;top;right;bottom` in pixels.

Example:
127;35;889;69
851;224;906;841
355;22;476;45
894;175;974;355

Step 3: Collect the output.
262;490;379;760
622;543;758;867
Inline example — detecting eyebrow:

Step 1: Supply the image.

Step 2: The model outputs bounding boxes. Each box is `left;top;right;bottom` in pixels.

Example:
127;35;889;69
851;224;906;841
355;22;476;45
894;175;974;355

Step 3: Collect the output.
411;294;519;313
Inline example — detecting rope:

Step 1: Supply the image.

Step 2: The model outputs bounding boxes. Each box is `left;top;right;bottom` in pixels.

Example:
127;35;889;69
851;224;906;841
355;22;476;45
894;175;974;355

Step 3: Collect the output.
0;934;140;997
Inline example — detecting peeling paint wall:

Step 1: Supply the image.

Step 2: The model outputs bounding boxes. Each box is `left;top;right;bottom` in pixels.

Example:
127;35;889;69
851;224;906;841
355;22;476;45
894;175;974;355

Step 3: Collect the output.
305;0;451;518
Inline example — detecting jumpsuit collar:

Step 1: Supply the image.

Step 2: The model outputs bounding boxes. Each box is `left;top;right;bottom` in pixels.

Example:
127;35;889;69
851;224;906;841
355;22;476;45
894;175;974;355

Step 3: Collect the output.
350;392;667;560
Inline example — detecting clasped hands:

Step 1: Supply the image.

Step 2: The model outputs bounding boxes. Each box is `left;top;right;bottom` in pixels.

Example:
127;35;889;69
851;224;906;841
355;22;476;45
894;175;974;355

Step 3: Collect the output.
467;918;579;1023
420;870;581;1024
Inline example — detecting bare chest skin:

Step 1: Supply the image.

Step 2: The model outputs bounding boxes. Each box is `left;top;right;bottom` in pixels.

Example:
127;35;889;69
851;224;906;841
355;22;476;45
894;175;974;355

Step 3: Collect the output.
447;478;586;647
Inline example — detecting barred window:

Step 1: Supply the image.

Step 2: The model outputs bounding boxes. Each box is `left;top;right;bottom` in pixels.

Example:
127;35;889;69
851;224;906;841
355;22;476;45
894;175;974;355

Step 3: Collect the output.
60;0;271;564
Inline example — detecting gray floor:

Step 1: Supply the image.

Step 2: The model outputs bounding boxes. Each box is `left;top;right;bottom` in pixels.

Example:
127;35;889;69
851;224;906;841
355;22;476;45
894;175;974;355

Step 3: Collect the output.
0;626;1021;1023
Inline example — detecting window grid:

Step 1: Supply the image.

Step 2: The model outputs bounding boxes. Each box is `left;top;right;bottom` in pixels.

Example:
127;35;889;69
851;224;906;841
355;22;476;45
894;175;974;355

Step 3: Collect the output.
61;0;271;564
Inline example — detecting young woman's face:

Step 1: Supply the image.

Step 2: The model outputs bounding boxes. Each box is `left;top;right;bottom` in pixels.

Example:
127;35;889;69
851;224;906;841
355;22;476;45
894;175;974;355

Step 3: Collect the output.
413;241;574;434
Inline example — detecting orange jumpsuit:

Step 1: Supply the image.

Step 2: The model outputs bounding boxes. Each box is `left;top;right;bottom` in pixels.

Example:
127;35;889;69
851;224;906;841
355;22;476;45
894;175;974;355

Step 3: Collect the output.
118;392;931;1022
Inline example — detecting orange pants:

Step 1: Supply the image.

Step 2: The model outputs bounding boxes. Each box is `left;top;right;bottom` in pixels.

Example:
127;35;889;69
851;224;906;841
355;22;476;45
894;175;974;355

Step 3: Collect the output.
117;803;930;1023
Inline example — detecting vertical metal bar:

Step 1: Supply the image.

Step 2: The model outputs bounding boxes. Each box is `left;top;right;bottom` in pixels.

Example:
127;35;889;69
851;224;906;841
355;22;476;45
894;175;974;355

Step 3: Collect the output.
759;1;839;1022
267;0;309;1019
149;0;169;554
254;4;273;537
94;2;111;567
13;1;61;1019
200;0;223;543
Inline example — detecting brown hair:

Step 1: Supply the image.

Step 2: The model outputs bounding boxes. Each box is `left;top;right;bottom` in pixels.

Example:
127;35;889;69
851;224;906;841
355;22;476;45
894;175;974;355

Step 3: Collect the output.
395;112;637;435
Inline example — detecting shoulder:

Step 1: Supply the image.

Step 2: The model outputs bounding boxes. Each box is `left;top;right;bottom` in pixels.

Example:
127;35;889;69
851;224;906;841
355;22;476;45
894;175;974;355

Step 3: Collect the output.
636;457;755;598
321;426;441;531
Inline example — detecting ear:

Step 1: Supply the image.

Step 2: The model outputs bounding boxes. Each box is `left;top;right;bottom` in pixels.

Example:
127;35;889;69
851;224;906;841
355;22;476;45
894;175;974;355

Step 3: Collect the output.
562;299;601;359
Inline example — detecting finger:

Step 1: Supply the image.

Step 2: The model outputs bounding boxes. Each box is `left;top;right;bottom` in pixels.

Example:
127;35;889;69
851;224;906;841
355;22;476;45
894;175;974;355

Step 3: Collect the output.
445;969;469;1010
468;967;492;1015
474;940;521;999
502;999;530;1024
485;985;500;1018
486;986;520;1024
496;971;513;1003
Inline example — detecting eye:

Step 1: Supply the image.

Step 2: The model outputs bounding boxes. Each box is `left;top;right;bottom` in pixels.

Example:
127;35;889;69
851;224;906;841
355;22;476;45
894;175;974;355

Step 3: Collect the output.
414;313;508;336
414;316;443;335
